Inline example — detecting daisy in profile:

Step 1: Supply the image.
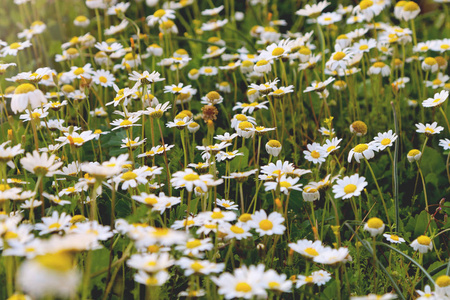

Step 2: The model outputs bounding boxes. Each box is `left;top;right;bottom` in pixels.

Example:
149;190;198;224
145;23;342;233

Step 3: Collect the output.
296;270;332;288
289;239;325;259
110;115;141;131
415;122;444;136
11;83;47;113
264;175;303;195
313;247;350;265
350;293;398;300
372;130;398;151
248;210;286;236
422;90;449;107
353;0;383;20
383;233;406;244
435;275;450;298
332;174;367;199
303;142;327;164
348;143;377;163
304;77;335;93
364;217;385;237
410;235;433;253
216;199;239;210
368;62;390;77
296;1;330;18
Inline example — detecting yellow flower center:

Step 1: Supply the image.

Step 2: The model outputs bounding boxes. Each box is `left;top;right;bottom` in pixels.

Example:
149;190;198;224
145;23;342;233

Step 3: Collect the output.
183;173;200;181
381;138;391;146
417;235;431;245
327;145;336;152
49;223;61;229
353;144;369;153
238;121;253;130
31;112;41;119
367;217;384;228
359;45;369;50
204;68;213;73
191;262;204;272
239;213;252;222
390;235;399;241
305;276;314;283
73;68;85;75
403;2;419;11
145;197;158;205
344;184;357;194
256;59;269;66
333;51;346;61
424;57;437;66
425;127;435;133
120;119;132;126
310;150;321;159
373;62;385;68
211;211;224;219
235;282;252;293
230;225;245;234
15;83;36;94
99;76;107;83
71;137;84;144
304;247;319;256
267;140;281;147
268;282;280;289
280;181;292;189
435;275;450;287
259;219;273;231
186;239;202;249
360;0;374;10
408;149;420;156
121;171;137;181
154;9;166;18
75;16;87;22
9;43;21;49
36;252;73;271
271;47;285;56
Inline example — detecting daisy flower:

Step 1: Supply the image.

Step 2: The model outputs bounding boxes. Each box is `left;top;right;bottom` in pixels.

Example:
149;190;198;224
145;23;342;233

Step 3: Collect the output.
364;217;385;236
259;39;293;61
317;12;342;25
268;85;294;98
353;0;383;20
407;149;422;163
383;233;406;244
171;168;213;192
34;211;72;235
10;83;47;114
435;275;450;298
326;44;353;71
313;247;350;265
422;57;439;73
264;175;303;195
110;115;141;130
350;294;398;300
303;142;327;164
1;41;32;56
415;122;444;135
20;150;62;177
348;143;377;163
296;1;330;18
372;130;398;151
289;239;325;259
422;90;449;107
216;199;239;210
199;66;218;76
352;38;377;54
332;174;367;199
262;270;293;293
129;70;165;88
296;270;332;288
233;101;268;114
425;74;449;89
410;235;433;253
266;140;282;157
92;69;115;87
147;9;176;26
113;168;150;190
176;238;214;257
248;210;286;236
368;62;390;77
121;137;146;149
303;77;335;93
323;137;342;154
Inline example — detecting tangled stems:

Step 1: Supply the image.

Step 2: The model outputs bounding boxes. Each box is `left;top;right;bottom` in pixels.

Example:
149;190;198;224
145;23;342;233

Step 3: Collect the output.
364;158;391;229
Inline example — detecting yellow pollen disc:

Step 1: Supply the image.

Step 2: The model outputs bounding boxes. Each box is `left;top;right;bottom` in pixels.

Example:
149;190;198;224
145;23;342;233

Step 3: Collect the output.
267;140;281;147
380;138;391;146
235;282;252;293
271;47;285;56
230;225;245;234
256;59;268;66
305;276;314;283
360;0;374;10
49;223;61;229
344;184;357;194
204;68;212;73
36;252;73;271
211;211;224;219
31;112;41;119
327;145;336;152
269;282;280;289
280;181;292;188
9;43;21;49
120;120;132;126
73;68;84;75
145;197;158;205
310;150;321;159
435;275;450;287
71;137;84;144
359;45;369;50
99;76;107;83
425;127;435;133
424;57;437;66
373;62;385;68
146;277;158;285
239;213;252;222
238;121;253;130
15;83;36;94
154;9;166;18
333;51;346;61
173;87;183;92
408;149;420;156
191;262;204;272
183;173;200;181
186;239;202;249
75;16;87;22
353;144;369;153
121;171;137;180
152;228;169;236
403;2;419;11
390;235;399;241
367;217;384;228
299;47;311;55
441;44;450;49
259;219;273;231
304;247;319;256
417;235;431;245
235;114;247;121
4;231;18;239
